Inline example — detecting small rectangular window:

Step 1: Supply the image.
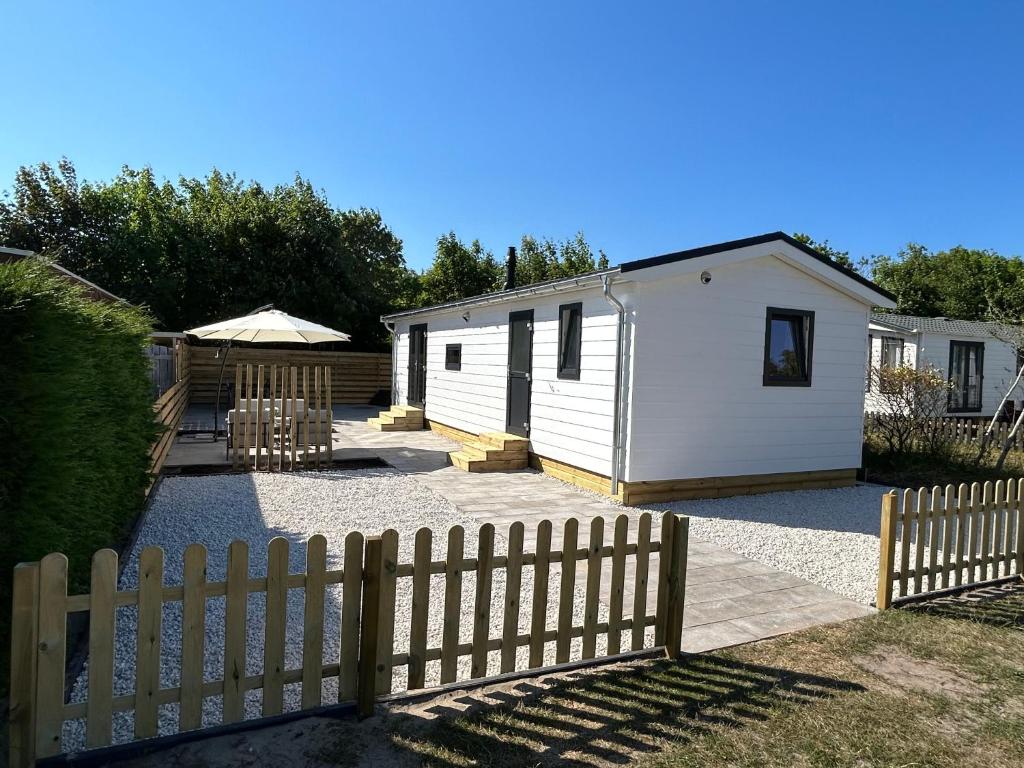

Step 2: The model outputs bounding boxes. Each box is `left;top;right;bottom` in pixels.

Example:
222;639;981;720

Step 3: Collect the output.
948;340;983;412
445;343;462;371
557;302;582;380
763;307;814;387
878;336;905;394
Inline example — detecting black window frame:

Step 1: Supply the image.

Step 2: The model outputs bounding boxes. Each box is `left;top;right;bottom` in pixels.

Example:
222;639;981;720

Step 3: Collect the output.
947;340;984;413
444;343;462;371
762;307;815;387
878;336;905;394
557;302;583;380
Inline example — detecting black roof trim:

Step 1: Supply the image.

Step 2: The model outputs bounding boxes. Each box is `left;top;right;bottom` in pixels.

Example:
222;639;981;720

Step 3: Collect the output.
619;231;896;302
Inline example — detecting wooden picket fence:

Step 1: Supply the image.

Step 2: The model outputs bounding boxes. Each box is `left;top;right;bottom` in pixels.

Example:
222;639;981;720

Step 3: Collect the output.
8;512;689;767
876;479;1024;609
864;413;1024;451
229;363;333;471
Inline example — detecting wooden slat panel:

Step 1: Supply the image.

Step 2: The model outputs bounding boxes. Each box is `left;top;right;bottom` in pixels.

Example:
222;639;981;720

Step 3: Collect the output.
134;547;163;739
632;513;652;651
268;364;277;471
968;482;982;584
471;523;495;679
912;488;927;594
528;520;552;669
325;365;333;464
243;364;253;471
607;515;628;655
1016;479;1024;576
263;538;288;716
500;522;525;674
223;541;249;724
35;554;67;759
408;527;432;689
302;535;327;708
980;481;994;583
1003;479;1017;576
86;549;117;748
180;544;207;730
582;517;603;660
375;529;399;694
555;518;579;664
290;366;298;470
954;483;969;587
9;563;39;768
357;537;383;718
440;526;464;684
897;489;913;597
339;531;363;702
314;365;322;470
255;364;265;470
992;480;1006;578
233;365;242;469
941;484;955;589
655;512;674;644
926;485;941;592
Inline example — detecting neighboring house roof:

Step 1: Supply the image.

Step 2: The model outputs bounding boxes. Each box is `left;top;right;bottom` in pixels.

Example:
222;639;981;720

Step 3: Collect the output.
383;232;895;321
870;312;1011;339
0;246;125;303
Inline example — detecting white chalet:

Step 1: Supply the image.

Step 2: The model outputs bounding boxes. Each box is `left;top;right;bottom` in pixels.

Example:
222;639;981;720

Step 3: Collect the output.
381;233;896;505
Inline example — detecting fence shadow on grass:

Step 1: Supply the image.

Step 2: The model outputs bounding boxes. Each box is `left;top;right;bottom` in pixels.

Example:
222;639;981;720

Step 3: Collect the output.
387;654;866;767
903;582;1024;631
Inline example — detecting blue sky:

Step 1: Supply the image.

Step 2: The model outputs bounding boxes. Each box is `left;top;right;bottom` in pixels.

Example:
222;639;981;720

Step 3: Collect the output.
2;1;1022;271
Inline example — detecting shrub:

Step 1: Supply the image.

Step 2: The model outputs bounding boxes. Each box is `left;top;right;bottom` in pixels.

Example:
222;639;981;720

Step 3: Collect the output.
0;259;156;694
867;364;953;456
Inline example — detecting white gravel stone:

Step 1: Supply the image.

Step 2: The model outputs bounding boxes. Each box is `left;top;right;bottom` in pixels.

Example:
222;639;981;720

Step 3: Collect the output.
648;484;893;606
64;468;601;749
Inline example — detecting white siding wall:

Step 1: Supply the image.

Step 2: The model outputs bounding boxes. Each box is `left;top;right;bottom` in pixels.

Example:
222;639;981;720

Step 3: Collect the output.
624;255;870;482
393;287;622;476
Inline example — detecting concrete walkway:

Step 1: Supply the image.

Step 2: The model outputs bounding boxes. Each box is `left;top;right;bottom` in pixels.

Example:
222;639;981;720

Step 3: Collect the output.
335;406;874;653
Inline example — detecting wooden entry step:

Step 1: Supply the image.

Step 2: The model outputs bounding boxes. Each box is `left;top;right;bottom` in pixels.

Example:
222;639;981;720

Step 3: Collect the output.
367;405;425;432
449;432;528;472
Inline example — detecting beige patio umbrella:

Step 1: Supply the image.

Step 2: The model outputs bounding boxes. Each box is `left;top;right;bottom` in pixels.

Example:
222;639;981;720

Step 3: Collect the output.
186;307;351;441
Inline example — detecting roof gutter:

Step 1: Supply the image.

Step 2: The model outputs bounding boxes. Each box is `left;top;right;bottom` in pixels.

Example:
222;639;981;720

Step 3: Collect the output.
602;274;626;498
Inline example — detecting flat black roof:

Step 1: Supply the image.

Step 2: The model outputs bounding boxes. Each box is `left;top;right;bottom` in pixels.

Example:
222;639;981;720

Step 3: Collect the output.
619;231;897;302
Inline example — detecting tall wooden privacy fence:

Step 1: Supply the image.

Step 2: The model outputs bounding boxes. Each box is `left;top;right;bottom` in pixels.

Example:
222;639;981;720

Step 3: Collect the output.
148;342;190;482
230;363;333;471
9;512;689;767
189;347;390;405
876;479;1024;609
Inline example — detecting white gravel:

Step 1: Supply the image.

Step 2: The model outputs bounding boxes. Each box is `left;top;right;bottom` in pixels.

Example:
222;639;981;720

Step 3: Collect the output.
648;484;893;606
64;468;602;749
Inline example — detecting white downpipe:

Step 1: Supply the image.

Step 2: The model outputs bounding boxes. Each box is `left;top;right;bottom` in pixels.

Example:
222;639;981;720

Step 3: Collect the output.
383;320;398;404
602;275;626;496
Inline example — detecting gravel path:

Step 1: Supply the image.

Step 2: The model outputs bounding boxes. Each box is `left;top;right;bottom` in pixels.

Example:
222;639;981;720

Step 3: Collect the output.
648;484;892;605
65;469;601;749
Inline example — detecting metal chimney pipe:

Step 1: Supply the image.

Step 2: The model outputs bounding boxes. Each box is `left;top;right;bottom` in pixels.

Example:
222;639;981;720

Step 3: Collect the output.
504;246;517;291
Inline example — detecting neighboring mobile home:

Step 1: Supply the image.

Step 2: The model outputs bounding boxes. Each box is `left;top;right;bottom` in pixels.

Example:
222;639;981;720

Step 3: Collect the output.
381;232;896;505
866;313;1022;419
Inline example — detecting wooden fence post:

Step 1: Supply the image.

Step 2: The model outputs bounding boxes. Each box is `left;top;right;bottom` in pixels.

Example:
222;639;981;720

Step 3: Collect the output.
358;536;383;718
877;492;899;610
664;515;688;659
9;562;40;768
35;553;67;759
654;512;674;647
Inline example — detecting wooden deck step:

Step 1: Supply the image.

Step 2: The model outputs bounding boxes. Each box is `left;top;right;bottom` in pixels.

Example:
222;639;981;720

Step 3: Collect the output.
476;432;529;452
366;405;424;432
448;450;528;473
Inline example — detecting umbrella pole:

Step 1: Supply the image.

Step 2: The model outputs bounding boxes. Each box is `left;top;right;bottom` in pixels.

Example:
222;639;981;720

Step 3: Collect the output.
213;341;231;442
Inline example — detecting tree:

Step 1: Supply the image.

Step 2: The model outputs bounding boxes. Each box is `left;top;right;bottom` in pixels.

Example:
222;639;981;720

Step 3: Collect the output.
791;232;856;270
515;231;609;287
866;364;953;457
0;160;407;349
418;232;502;305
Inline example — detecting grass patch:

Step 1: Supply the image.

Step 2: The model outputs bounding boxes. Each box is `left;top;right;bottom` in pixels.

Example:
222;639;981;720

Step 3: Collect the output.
384;586;1024;767
863;436;1024;489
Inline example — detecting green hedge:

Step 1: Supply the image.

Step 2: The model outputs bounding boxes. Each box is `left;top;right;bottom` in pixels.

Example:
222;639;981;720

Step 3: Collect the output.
0;259;156;694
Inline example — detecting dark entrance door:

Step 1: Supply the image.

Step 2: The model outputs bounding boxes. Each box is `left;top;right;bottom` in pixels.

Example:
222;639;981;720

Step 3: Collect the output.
506;310;533;437
408;324;427;406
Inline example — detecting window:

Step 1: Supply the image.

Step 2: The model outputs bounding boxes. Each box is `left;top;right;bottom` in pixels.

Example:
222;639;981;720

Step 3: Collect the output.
948;340;984;412
557;302;582;380
878;336;905;394
445;343;462;371
763;307;814;387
